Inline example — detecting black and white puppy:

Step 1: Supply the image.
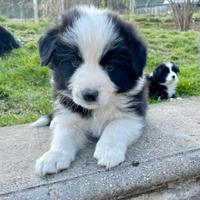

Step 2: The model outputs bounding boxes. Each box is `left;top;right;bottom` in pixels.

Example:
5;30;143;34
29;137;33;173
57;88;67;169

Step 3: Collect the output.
148;62;180;100
35;6;148;176
0;26;20;55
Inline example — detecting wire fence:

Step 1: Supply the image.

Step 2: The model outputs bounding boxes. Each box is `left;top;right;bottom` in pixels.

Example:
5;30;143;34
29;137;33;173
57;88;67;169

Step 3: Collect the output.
0;0;135;21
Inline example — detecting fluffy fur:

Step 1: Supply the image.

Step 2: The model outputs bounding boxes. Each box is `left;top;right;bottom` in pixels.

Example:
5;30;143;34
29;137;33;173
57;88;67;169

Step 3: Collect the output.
0;26;20;55
34;6;148;176
148;62;180;100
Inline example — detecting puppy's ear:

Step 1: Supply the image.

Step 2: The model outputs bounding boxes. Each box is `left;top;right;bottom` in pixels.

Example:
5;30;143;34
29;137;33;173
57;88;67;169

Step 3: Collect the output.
173;64;180;73
176;66;180;73
153;65;163;79
38;27;59;66
132;40;147;77
113;19;147;77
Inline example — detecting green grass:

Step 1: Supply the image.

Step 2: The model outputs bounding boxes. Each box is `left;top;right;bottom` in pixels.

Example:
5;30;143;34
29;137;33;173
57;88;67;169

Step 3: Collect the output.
0;42;52;126
142;28;200;97
0;20;52;126
0;16;200;126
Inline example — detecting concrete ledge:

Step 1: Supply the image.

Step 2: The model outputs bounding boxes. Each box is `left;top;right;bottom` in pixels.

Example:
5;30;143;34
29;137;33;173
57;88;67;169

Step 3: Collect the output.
0;97;200;199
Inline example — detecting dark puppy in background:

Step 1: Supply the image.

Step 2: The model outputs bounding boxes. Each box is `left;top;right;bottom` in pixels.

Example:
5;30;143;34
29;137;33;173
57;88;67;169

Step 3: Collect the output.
0;26;20;55
148;61;180;100
34;6;148;176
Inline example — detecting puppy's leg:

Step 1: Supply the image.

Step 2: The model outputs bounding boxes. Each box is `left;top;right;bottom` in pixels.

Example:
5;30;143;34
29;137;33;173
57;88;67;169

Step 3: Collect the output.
94;117;144;168
35;118;86;176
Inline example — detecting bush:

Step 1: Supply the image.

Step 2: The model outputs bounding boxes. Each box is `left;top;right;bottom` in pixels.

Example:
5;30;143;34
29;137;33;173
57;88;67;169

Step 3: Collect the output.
0;15;6;22
162;15;173;23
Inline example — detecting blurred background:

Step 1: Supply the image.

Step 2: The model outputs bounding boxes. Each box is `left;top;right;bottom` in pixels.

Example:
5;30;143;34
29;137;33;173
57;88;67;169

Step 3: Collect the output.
0;0;200;30
0;0;200;31
1;0;134;20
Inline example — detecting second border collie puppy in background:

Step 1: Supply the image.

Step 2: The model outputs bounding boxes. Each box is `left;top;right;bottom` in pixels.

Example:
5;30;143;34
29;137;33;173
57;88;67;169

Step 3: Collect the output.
34;6;148;176
0;26;20;55
148;62;180;100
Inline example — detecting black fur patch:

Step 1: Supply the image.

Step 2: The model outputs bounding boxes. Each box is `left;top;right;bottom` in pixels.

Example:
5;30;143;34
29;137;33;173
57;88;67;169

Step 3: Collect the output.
38;27;60;66
124;83;148;116
51;41;83;90
172;64;180;73
100;14;147;93
38;8;81;66
151;64;170;84
38;9;83;91
148;76;169;99
0;26;20;55
46;113;53;126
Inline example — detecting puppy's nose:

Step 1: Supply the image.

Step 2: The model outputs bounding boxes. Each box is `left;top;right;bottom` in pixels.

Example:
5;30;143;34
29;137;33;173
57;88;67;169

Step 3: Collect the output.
172;75;175;79
82;89;98;102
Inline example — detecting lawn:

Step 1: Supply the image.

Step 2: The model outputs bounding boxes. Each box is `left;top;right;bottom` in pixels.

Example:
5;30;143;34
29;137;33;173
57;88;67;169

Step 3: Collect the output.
0;15;200;126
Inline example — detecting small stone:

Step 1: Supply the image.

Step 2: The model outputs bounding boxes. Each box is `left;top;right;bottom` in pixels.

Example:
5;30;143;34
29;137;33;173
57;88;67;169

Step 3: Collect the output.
132;161;140;167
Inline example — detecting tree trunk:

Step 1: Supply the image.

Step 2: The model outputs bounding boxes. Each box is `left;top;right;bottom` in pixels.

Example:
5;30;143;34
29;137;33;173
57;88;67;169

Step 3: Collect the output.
169;0;196;31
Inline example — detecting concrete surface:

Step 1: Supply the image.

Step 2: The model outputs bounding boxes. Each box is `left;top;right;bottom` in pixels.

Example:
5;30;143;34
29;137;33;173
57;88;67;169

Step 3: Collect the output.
131;178;200;200
0;97;200;199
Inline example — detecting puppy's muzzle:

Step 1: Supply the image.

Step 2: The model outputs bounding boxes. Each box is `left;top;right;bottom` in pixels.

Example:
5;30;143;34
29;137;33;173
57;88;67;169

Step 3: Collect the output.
82;88;99;103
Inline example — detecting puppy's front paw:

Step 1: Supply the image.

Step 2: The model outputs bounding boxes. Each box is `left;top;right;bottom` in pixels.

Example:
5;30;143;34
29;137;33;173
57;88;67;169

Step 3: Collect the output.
35;150;71;176
94;141;125;168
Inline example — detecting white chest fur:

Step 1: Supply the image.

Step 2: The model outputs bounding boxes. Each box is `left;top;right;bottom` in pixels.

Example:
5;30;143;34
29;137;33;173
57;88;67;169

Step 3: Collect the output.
167;82;177;97
88;100;123;137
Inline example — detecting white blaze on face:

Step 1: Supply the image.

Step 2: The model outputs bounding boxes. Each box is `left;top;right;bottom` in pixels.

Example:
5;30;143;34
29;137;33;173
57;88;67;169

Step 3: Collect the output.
62;7;119;109
63;6;118;63
165;62;179;85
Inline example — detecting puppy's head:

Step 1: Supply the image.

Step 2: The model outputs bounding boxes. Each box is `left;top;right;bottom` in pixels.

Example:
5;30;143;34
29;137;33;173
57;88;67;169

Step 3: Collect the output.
38;6;147;110
152;62;179;86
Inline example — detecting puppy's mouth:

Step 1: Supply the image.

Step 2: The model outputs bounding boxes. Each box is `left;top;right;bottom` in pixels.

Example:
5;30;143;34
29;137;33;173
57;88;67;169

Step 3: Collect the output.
75;100;101;110
167;78;177;85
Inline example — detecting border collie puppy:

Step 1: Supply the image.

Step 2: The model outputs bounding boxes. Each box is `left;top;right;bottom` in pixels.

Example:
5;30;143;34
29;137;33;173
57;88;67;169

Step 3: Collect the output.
148;62;180;100
0;26;20;55
35;6;148;176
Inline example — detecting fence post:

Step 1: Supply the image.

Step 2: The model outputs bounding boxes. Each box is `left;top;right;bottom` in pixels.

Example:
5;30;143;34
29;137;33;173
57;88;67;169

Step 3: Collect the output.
60;0;65;12
33;0;39;22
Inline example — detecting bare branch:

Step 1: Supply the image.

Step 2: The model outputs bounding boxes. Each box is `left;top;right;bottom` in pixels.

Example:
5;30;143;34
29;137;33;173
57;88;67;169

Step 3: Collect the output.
168;0;196;31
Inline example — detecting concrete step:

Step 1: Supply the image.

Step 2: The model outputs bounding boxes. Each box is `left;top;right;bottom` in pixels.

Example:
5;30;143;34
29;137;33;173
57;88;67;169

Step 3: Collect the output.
0;97;200;200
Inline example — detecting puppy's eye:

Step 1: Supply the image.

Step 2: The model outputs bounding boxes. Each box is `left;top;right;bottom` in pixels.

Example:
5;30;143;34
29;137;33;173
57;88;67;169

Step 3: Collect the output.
105;65;114;72
71;60;81;68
